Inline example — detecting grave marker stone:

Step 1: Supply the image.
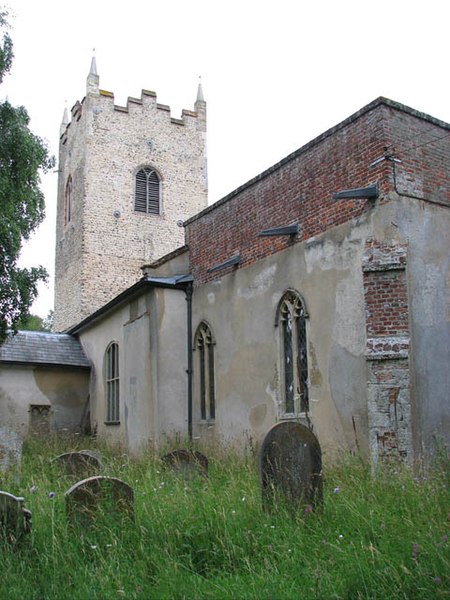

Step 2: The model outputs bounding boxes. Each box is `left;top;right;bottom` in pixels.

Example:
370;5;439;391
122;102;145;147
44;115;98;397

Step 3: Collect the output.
259;421;323;512
161;449;208;480
0;427;22;478
0;491;31;544
65;476;134;528
51;450;102;479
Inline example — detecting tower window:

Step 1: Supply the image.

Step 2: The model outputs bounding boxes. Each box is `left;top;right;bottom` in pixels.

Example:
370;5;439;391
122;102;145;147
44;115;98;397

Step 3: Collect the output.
65;176;73;225
135;167;161;215
276;290;309;415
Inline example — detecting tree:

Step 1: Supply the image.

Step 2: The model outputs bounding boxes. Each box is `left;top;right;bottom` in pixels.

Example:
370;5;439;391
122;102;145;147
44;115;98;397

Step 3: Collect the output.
16;310;53;332
0;10;54;342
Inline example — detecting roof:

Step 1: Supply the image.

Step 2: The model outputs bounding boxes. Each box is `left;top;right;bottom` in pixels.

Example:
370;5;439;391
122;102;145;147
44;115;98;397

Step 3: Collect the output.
67;274;192;335
0;331;91;368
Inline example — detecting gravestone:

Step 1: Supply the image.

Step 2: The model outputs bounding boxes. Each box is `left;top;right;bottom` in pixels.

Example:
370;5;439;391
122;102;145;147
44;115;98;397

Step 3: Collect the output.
51;450;102;479
0;491;32;544
161;449;208;480
65;476;134;528
0;427;22;478
259;421;323;512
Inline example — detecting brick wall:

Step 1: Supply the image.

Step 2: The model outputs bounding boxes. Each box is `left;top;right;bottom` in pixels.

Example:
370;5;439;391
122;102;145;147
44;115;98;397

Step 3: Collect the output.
186;98;450;287
362;239;412;462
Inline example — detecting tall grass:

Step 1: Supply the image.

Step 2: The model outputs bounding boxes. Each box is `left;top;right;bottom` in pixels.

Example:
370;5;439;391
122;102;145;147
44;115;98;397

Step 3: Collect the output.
1;436;448;599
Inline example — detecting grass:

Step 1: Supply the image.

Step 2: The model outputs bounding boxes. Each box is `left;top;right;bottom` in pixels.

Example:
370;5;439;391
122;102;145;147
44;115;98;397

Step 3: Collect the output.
0;436;448;599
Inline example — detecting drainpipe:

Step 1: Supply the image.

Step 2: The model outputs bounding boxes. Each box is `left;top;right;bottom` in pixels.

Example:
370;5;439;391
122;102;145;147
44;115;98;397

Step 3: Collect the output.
185;281;193;441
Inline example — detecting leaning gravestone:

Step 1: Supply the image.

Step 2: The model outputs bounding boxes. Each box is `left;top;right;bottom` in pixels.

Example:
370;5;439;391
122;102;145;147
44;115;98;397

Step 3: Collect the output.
51;450;102;479
161;449;208;480
0;491;32;544
0;427;22;478
259;421;323;512
65;476;134;528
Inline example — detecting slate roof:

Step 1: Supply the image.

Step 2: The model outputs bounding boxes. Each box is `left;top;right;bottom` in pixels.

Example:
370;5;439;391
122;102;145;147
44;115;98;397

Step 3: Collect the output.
0;331;91;368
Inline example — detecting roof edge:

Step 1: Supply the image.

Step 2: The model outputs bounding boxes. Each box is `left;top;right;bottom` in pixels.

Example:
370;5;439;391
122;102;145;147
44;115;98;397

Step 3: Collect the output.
67;275;191;335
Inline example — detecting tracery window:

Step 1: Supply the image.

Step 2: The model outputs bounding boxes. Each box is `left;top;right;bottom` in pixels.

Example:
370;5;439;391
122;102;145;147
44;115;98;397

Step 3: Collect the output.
276;291;309;414
134;167;161;215
194;322;216;421
105;342;120;424
65;176;73;225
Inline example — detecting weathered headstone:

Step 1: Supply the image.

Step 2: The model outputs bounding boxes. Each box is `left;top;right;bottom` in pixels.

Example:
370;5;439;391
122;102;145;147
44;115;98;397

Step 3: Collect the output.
0;491;31;544
65;476;134;528
259;422;323;512
161;449;208;480
51;450;102;479
0;427;22;478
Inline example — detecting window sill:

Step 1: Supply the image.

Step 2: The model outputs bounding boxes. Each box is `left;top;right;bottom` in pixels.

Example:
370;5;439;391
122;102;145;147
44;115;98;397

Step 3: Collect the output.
280;413;310;420
104;421;120;426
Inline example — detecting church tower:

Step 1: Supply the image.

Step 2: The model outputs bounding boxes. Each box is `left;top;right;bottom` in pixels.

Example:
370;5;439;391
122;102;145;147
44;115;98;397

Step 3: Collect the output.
54;58;207;331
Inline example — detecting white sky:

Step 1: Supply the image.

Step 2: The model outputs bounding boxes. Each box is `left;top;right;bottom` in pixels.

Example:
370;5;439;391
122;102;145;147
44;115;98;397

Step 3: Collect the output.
3;0;450;317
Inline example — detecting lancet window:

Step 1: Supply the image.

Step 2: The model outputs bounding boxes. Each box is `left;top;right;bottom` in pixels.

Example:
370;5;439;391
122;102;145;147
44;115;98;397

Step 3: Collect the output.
277;291;309;414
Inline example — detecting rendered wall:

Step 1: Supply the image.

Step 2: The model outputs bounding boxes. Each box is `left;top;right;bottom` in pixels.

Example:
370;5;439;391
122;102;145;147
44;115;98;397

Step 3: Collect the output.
78;287;188;453
186;99;450;461
0;365;89;437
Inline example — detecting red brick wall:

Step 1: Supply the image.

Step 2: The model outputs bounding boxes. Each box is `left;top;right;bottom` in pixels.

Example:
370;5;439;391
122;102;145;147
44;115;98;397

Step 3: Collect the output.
186;99;450;286
364;270;409;337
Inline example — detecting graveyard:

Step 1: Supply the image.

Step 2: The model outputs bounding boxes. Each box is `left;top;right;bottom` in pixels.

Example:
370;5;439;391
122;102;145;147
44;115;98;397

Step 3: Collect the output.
0;433;448;599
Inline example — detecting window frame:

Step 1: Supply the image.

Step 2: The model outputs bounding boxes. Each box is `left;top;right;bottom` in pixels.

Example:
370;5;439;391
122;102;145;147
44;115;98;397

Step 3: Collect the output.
104;341;120;425
194;321;216;423
276;290;309;417
65;175;73;225
134;166;162;215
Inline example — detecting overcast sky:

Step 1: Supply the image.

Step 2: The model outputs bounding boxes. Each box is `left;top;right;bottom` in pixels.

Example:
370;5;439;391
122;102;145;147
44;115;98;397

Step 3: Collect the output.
3;0;450;317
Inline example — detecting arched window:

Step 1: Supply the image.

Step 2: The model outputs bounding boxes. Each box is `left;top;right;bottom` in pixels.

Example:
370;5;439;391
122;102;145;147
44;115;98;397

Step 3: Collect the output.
135;167;161;215
276;291;309;414
105;342;120;424
194;322;216;422
65;176;72;225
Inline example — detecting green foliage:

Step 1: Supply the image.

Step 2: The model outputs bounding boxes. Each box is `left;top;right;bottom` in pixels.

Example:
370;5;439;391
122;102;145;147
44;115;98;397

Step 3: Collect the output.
16;310;53;332
0;10;54;343
0;9;13;82
1;438;448;599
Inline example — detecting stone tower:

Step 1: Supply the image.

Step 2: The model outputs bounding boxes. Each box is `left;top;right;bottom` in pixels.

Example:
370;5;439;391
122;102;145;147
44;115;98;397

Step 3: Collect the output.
54;58;207;331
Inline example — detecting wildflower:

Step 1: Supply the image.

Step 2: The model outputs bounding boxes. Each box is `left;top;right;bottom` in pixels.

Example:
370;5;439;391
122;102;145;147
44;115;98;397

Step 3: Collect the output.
48;491;55;499
287;549;292;553
303;504;313;515
90;545;97;550
333;487;340;494
270;525;275;529
231;510;236;514
121;464;126;469
30;485;37;493
338;534;344;540
433;576;442;585
241;496;246;502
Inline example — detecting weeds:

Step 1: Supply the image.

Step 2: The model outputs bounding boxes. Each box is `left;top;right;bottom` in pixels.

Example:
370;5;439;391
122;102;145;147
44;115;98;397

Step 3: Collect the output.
0;436;448;599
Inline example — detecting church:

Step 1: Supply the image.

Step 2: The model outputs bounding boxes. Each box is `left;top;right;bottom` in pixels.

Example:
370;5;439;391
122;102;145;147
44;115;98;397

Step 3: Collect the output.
1;60;449;466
